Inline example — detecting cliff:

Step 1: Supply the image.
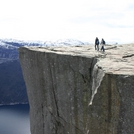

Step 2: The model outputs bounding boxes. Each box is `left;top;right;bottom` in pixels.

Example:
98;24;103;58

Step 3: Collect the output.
19;44;134;134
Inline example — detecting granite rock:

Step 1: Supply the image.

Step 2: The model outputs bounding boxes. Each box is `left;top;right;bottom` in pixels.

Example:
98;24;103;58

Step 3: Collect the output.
19;44;134;134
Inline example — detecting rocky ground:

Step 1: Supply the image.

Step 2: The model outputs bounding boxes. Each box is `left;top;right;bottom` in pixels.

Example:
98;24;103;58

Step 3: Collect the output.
34;44;134;75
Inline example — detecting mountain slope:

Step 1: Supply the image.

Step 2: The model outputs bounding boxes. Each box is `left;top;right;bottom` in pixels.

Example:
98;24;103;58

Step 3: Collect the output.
0;60;27;105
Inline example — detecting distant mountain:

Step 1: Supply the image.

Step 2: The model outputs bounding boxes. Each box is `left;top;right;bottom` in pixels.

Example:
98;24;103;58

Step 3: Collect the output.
0;38;88;63
0;39;42;63
0;38;88;105
43;39;89;46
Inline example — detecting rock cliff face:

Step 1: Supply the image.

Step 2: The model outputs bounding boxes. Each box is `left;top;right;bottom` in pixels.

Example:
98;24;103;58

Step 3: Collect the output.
19;44;134;134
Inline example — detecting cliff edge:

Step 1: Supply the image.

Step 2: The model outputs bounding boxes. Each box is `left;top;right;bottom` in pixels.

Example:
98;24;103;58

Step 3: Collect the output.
19;44;134;134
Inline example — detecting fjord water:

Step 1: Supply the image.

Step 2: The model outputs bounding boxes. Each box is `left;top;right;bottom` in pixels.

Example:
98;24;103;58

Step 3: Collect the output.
0;104;30;134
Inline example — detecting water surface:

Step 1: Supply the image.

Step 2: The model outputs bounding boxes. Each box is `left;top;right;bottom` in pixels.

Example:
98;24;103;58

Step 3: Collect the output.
0;104;30;134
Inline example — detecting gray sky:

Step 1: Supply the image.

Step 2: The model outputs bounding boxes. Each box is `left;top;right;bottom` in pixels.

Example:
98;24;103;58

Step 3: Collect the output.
0;0;134;43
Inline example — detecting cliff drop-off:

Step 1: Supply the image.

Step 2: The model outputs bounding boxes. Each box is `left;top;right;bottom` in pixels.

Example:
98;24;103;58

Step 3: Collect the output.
19;44;134;134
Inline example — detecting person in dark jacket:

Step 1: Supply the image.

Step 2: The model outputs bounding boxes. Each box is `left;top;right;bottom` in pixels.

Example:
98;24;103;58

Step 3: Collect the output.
100;38;105;52
95;37;99;51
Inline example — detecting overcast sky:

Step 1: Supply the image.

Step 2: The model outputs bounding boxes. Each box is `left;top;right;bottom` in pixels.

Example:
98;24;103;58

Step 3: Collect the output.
0;0;134;43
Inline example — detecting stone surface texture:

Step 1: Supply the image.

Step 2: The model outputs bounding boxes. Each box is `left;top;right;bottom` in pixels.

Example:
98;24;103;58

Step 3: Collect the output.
19;44;134;134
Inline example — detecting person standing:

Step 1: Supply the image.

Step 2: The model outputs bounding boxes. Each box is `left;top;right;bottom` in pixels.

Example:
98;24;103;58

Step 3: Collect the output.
95;37;99;51
100;38;105;52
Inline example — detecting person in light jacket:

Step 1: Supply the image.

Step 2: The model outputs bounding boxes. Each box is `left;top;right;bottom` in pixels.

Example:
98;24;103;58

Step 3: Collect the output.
100;38;105;52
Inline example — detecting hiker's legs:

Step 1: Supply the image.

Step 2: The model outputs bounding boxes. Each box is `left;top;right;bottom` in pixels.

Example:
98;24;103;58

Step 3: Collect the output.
102;46;105;52
97;45;99;51
95;44;97;50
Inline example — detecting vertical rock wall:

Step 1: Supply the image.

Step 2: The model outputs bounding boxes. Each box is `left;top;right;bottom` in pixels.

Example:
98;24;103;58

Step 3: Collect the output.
19;46;134;134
